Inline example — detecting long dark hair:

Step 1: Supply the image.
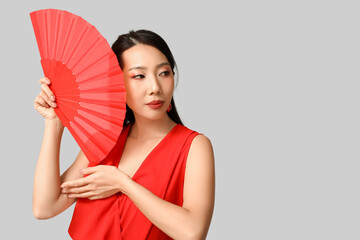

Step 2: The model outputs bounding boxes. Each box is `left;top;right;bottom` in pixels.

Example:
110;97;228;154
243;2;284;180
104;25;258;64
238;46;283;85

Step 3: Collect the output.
111;29;184;127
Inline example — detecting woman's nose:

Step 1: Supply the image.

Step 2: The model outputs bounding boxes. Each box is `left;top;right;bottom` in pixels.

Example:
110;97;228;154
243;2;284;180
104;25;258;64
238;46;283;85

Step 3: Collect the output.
149;75;161;94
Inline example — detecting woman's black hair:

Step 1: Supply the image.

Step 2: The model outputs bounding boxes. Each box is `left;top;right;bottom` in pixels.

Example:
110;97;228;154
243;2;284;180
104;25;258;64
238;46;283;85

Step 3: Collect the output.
111;29;184;127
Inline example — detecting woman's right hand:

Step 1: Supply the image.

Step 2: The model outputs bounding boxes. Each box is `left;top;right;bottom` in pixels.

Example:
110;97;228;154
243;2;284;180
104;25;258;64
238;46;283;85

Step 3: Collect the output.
33;77;61;123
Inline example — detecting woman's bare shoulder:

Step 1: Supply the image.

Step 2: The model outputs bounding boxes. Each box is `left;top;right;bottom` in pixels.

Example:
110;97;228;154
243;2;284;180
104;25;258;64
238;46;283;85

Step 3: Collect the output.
189;134;213;154
185;133;215;179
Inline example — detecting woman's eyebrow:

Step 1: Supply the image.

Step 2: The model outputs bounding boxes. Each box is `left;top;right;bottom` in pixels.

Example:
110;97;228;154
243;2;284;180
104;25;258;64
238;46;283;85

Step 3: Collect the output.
128;62;170;71
128;66;145;71
156;62;170;68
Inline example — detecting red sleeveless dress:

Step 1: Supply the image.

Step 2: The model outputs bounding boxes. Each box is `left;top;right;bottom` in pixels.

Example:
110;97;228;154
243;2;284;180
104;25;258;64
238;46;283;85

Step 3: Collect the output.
68;123;202;239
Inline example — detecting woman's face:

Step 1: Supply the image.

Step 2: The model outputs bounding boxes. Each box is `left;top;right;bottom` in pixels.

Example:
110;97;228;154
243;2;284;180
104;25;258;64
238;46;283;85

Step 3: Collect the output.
121;44;174;120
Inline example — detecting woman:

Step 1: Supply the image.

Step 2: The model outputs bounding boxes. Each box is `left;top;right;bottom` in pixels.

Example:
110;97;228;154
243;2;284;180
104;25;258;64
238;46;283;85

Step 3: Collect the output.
33;29;215;240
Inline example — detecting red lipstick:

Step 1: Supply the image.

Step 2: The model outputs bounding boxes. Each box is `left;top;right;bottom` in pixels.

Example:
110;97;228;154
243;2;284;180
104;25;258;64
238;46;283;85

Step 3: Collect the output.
146;100;164;109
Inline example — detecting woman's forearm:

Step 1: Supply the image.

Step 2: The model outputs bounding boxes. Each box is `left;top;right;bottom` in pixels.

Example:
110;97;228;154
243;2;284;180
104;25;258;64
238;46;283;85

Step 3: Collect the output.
122;178;201;240
33;119;64;219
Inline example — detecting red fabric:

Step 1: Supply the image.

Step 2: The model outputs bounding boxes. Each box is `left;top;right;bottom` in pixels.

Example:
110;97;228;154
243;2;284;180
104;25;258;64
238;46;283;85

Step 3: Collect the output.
68;123;202;239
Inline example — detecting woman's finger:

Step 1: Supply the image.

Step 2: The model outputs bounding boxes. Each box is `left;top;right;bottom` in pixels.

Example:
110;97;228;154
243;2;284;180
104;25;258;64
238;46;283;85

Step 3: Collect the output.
34;95;49;111
80;166;102;175
40;82;56;101
38;77;51;85
34;94;47;106
40;83;56;105
61;179;88;188
39;77;56;103
62;185;92;194
39;88;57;108
68;191;97;199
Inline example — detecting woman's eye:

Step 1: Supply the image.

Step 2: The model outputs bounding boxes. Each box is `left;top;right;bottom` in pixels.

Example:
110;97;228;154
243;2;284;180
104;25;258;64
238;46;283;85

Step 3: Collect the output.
133;74;145;79
160;71;170;76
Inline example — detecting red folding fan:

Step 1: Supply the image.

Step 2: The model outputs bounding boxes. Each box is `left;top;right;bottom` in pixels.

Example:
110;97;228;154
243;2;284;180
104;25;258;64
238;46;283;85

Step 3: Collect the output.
30;9;126;165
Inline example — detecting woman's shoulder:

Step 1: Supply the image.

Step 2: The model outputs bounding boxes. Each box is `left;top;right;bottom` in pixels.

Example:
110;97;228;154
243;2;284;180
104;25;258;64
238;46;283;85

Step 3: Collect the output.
177;124;212;150
177;123;201;135
190;134;213;154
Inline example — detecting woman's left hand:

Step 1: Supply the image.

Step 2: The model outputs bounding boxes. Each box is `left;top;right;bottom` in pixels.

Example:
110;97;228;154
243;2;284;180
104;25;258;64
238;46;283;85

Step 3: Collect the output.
61;165;129;200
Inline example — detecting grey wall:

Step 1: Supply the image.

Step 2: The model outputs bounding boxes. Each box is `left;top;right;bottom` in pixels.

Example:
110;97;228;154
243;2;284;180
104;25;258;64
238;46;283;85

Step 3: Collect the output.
1;0;359;239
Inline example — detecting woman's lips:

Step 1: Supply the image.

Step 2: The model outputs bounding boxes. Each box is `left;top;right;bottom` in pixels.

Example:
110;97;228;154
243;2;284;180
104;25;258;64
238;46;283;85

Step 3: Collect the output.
146;100;163;109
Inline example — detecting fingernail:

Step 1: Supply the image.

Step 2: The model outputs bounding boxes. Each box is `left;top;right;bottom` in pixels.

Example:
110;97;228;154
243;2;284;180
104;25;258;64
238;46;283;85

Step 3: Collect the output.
51;96;55;101
52;102;57;107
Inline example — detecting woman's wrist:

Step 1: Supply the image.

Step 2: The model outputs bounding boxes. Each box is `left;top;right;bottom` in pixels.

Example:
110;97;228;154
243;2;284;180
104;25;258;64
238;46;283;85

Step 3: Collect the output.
117;169;132;195
45;119;64;132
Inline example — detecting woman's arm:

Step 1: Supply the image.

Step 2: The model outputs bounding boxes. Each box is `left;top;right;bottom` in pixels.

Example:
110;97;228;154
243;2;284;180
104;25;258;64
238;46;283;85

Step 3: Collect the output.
33;119;89;219
122;134;215;240
62;134;215;239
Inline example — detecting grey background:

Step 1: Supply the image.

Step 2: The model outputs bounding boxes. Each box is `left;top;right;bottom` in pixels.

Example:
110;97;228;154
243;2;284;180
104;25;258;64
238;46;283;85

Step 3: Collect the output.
0;0;359;239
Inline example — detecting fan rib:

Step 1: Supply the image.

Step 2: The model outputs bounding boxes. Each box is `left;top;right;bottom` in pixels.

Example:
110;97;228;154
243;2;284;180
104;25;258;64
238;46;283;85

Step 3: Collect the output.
59;17;75;62
78;105;124;127
72;117;112;157
75;50;110;77
54;88;80;96
54;107;71;128
58;101;78;123
76;110;119;142
56;98;80;108
53;12;61;59
65;25;90;66
69;121;107;163
44;12;49;59
80;83;125;94
81;98;126;109
67;125;97;163
77;67;123;87
71;36;101;71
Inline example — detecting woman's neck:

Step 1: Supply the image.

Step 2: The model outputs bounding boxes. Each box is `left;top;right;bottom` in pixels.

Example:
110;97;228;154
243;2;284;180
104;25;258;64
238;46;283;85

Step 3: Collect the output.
129;114;177;141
